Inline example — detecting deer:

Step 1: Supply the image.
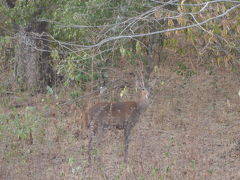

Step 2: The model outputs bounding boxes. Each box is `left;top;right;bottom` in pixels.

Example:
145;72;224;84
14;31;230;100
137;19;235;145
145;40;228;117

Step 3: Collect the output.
84;76;155;163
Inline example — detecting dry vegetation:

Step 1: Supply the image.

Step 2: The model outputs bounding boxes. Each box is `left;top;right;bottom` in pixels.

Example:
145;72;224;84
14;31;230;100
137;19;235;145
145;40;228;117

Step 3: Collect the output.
1;59;240;180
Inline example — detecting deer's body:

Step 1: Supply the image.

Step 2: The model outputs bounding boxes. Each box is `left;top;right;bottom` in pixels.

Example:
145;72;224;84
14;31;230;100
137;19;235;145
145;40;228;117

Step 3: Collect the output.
86;101;139;130
86;89;150;162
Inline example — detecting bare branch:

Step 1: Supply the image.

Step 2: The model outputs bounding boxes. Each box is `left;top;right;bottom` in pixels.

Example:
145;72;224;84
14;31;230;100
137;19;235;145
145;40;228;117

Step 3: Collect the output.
43;2;240;50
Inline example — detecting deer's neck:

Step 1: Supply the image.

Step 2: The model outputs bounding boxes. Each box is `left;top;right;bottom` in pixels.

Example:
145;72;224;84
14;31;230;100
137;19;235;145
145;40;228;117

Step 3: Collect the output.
137;97;149;111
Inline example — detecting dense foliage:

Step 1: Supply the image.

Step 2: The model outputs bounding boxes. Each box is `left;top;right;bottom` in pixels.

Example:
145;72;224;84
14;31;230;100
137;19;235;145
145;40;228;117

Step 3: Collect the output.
0;0;240;89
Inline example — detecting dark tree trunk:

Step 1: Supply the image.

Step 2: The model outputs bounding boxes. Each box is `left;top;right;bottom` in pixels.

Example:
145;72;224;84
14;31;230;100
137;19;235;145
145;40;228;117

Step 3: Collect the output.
14;23;53;93
5;0;54;93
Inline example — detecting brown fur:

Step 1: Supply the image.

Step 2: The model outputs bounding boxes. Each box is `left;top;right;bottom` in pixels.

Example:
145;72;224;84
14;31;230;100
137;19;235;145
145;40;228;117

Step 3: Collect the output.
85;89;150;163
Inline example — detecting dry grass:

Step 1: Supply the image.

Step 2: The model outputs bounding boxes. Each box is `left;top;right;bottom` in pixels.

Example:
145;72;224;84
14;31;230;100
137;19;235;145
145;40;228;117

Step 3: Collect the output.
1;64;240;180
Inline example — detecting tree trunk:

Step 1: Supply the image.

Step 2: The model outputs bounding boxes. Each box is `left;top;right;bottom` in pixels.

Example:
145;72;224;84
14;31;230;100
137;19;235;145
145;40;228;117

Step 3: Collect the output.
5;0;54;93
14;23;53;93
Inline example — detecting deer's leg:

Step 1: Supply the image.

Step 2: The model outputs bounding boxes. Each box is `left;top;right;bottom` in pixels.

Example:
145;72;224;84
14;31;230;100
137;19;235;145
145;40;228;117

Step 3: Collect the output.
123;113;139;162
123;125;132;162
88;122;105;164
88;119;96;164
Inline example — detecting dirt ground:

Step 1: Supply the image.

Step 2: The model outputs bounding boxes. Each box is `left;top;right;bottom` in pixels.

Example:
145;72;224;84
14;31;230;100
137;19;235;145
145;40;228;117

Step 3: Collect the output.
1;63;240;180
